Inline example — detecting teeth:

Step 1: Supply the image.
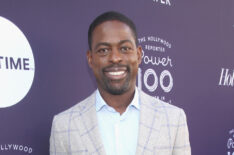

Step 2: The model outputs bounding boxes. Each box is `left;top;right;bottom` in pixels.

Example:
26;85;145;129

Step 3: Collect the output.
108;71;124;76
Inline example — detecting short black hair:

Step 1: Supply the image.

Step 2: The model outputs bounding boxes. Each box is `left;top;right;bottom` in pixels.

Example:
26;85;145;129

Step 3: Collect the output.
88;11;138;50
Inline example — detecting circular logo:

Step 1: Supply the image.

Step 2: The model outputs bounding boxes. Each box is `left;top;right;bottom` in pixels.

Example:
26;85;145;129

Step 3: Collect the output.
0;17;35;108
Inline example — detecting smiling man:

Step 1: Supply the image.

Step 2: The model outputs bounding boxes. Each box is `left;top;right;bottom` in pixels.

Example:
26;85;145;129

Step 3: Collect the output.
50;11;191;155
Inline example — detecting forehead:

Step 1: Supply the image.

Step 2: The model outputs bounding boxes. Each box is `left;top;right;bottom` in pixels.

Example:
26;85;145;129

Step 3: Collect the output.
91;20;135;46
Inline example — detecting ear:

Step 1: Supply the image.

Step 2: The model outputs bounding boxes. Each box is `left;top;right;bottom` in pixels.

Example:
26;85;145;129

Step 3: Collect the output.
136;46;142;65
86;50;93;68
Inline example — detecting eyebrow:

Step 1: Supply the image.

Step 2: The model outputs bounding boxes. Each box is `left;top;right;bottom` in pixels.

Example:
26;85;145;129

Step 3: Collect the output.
93;39;134;50
119;39;134;46
94;42;111;50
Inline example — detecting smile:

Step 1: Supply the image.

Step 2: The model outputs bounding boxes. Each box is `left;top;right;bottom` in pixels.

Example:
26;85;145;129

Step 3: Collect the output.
108;71;125;76
104;70;127;80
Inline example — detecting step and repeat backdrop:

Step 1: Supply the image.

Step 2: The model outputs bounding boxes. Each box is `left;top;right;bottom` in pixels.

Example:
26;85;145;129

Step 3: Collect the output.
0;0;233;155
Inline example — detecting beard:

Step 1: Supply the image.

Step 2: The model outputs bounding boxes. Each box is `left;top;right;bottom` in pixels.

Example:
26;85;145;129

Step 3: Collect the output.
97;64;131;95
103;74;130;95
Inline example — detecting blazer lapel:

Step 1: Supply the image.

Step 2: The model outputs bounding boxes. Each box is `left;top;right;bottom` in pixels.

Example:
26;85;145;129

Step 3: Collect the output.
72;91;106;155
136;90;164;154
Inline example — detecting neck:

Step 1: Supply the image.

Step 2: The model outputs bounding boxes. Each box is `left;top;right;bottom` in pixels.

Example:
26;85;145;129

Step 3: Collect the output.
98;87;135;115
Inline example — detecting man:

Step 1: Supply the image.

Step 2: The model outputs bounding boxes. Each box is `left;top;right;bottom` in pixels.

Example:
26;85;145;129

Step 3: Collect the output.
50;11;191;155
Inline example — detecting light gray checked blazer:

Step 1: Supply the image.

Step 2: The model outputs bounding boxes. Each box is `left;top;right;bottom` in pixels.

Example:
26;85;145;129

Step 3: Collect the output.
50;89;191;155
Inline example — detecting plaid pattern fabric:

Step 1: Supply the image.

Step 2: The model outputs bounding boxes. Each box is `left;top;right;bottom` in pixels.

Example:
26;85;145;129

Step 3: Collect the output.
50;89;191;155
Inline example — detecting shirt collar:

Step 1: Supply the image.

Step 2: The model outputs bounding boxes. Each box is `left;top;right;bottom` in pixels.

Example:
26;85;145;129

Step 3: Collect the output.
95;88;140;112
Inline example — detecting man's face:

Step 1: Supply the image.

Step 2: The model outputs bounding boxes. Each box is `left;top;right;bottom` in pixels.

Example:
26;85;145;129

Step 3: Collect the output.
87;20;142;95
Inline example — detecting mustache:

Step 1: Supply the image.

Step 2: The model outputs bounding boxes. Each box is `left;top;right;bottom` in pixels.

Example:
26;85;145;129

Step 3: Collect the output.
102;64;130;72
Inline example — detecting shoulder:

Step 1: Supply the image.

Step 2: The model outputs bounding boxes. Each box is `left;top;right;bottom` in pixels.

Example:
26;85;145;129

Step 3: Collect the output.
139;89;187;119
52;91;96;127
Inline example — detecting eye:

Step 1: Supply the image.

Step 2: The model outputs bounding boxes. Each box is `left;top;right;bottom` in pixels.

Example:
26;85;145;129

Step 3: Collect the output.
120;46;132;53
96;48;110;55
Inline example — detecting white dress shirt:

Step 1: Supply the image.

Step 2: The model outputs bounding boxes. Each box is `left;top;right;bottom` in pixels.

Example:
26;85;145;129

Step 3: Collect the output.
96;88;140;155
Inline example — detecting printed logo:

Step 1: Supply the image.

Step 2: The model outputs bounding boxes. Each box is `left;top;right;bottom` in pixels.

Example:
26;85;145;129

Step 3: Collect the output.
0;17;35;108
227;129;234;155
218;68;234;87
0;144;33;154
137;35;173;103
152;0;171;6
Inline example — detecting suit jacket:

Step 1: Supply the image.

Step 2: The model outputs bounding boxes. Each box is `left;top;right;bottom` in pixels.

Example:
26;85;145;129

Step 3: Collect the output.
50;89;191;155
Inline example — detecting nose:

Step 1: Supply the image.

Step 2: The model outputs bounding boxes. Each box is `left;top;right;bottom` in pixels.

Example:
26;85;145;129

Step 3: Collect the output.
109;47;122;64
